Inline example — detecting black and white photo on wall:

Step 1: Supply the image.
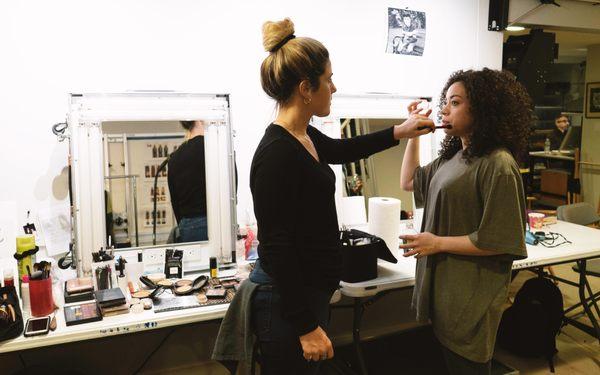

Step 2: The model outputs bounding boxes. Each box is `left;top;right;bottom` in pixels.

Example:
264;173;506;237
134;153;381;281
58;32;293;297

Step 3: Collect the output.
386;7;426;56
585;82;600;119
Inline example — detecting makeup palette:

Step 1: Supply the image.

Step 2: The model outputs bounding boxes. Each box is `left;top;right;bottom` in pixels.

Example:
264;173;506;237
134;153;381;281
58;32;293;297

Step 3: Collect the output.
147;273;166;284
157;279;174;287
175;279;192;287
174;285;192;295
196;293;208;304
173;275;208;296
132;290;152;299
64;302;102;326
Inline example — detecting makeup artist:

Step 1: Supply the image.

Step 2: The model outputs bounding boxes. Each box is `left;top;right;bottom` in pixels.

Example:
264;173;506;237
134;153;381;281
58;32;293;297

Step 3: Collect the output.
400;69;531;375
249;17;434;374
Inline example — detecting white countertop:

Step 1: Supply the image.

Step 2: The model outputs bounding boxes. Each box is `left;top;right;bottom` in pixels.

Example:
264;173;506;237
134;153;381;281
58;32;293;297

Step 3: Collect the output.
529;151;575;161
339;220;600;297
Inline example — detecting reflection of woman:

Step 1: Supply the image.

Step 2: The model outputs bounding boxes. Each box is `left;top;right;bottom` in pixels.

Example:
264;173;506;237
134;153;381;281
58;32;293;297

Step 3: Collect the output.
167;120;208;242
250;18;434;374
400;69;531;375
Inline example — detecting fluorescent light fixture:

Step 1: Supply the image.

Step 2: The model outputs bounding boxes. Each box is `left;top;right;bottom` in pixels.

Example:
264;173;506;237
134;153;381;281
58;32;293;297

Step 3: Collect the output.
506;26;525;32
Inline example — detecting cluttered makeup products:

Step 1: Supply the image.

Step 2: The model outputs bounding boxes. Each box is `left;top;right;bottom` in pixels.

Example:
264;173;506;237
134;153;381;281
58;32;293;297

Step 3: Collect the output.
7;240;241;338
0;93;239;342
69;251;241;320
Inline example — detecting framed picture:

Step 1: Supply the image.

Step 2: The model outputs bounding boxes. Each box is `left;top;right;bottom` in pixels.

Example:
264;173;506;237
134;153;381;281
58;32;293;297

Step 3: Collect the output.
585;82;600;118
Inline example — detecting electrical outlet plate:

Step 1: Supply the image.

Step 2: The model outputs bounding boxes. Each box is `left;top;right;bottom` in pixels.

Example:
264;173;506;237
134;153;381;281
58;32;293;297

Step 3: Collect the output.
142;246;209;274
143;248;165;266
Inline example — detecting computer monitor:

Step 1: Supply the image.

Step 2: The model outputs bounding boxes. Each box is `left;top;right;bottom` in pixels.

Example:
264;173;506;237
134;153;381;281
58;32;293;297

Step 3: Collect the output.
559;126;581;151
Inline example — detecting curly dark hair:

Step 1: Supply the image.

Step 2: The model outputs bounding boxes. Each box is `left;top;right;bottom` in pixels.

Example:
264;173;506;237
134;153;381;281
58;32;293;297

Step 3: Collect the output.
438;68;533;162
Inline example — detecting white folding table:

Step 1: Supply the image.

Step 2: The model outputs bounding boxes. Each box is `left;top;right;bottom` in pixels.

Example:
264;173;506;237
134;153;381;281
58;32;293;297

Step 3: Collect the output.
338;220;600;375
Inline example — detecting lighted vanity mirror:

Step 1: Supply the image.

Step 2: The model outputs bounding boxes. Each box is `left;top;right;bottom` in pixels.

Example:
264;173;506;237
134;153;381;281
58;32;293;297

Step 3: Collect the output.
68;93;236;274
339;118;414;213
321;93;439;229
102;120;209;249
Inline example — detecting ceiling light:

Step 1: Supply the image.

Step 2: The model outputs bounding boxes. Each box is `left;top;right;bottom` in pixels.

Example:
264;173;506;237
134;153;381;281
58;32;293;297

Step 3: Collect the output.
506;26;526;32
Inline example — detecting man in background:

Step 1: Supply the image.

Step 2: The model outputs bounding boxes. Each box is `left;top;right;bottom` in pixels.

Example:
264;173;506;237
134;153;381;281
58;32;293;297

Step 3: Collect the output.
549;114;569;150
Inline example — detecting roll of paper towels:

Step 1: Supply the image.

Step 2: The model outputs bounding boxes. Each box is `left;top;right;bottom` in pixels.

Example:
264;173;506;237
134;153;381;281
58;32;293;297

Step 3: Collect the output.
368;197;401;256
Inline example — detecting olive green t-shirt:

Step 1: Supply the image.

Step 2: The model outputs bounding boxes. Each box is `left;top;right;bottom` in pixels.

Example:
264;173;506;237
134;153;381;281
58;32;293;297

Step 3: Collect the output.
412;149;527;363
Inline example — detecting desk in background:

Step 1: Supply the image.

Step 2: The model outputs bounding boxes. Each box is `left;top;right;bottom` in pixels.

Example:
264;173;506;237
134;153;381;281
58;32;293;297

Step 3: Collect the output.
528;150;580;206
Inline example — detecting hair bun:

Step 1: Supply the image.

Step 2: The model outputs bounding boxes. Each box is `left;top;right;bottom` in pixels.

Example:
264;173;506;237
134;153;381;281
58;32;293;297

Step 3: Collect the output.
262;18;295;52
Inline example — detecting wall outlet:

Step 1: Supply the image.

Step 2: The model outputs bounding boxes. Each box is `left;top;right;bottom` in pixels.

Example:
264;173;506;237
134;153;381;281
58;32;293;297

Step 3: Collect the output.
141;246;209;274
182;247;208;272
143;248;165;268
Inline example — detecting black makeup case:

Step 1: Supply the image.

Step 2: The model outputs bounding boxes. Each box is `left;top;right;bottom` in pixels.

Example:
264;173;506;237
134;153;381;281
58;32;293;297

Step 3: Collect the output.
340;228;397;283
0;286;24;341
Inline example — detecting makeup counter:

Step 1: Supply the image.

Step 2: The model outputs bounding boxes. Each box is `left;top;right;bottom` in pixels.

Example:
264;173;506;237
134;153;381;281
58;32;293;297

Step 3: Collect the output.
0;264;243;355
3;220;599;352
0;221;600;374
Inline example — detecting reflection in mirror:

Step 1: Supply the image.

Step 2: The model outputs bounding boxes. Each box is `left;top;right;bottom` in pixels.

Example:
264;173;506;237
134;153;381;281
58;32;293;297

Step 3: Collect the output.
102;120;208;249
341;118;414;215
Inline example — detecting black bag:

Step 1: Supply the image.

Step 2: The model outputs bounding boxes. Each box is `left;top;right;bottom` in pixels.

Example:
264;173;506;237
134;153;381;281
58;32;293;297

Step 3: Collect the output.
497;277;563;373
0;286;25;341
340;229;397;283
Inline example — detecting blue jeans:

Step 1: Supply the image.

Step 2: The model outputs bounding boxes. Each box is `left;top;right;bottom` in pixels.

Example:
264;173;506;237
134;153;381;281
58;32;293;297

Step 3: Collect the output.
250;260;333;375
177;216;208;243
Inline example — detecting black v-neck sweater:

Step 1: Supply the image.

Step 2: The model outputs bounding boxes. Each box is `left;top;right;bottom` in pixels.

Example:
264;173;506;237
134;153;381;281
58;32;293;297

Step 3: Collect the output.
167;136;207;223
250;123;399;335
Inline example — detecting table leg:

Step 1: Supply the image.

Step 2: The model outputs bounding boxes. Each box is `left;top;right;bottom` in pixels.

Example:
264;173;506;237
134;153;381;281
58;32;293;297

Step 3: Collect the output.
353;297;368;375
576;260;600;342
583;273;600;319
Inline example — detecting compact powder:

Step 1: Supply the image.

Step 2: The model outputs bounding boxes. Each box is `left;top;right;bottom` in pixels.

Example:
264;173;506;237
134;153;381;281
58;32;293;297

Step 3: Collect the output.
197;293;208;304
147;273;166;283
132;290;151;299
141;298;153;310
175;279;192;287
175;285;192;294
157;279;174;287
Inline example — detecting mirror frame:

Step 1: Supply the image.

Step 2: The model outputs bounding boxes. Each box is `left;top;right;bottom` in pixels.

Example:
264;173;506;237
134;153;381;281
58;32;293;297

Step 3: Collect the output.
316;93;437;226
68;92;236;275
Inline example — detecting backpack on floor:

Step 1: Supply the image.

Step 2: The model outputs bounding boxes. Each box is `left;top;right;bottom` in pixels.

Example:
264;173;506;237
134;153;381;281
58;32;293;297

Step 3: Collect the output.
497;276;564;373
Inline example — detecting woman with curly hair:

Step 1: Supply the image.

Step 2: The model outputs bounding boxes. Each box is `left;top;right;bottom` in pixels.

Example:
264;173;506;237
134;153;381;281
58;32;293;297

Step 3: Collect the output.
399;68;532;374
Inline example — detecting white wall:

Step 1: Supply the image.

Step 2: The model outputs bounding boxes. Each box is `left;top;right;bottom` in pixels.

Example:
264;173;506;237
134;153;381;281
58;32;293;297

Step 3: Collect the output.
581;44;600;210
0;0;501;231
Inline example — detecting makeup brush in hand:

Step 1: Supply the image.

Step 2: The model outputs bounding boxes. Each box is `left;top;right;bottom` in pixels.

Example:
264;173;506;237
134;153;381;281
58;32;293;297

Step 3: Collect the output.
417;124;453;131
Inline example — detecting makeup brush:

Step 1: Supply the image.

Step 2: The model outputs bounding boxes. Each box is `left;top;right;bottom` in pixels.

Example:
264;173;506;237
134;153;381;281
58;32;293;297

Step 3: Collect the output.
417;124;453;131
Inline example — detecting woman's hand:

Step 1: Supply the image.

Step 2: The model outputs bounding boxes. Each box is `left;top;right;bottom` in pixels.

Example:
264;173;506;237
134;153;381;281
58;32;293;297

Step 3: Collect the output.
399;232;441;259
393;101;435;140
299;326;334;361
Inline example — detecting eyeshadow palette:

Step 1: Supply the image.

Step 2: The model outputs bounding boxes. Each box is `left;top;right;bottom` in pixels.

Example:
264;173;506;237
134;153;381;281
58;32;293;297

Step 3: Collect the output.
153;289;235;313
64;302;103;326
